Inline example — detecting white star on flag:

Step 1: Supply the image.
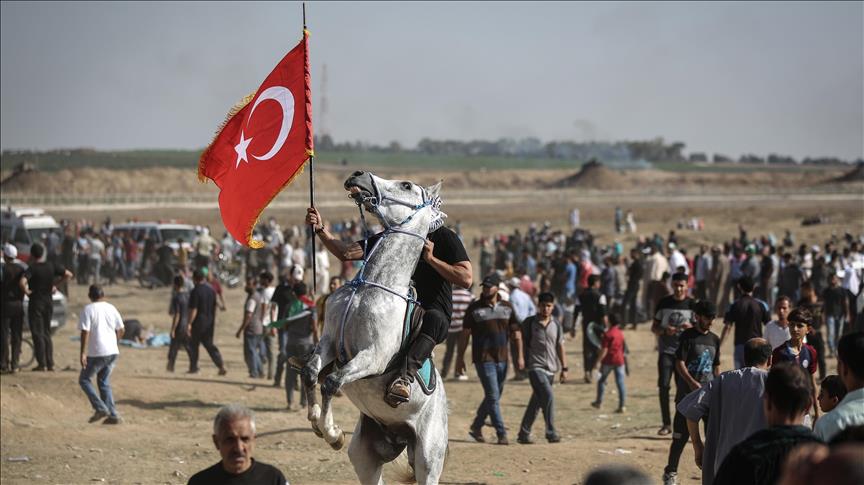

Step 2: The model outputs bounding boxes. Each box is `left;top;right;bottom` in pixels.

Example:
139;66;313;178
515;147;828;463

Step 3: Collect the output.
234;131;252;168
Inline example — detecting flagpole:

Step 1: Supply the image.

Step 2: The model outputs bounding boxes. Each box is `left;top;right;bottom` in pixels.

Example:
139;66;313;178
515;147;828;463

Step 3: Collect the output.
304;1;318;297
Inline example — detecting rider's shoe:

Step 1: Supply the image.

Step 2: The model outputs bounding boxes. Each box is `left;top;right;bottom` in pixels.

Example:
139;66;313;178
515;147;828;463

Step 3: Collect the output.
385;376;412;408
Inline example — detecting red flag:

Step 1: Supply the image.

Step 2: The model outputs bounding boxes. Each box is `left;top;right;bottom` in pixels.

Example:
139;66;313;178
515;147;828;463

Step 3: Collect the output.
199;30;313;248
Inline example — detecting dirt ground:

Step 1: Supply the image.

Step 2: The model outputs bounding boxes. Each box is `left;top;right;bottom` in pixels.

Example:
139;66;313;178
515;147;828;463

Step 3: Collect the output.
1;178;863;485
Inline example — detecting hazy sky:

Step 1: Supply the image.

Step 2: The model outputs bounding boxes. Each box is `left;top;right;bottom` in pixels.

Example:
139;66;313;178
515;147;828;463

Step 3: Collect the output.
1;1;862;160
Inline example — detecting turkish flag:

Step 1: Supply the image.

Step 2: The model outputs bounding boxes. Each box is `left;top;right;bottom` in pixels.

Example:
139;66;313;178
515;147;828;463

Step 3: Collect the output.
198;30;313;248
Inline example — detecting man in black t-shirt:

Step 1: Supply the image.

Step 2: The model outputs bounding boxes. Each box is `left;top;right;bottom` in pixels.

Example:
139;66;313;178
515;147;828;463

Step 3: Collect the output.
188;404;287;485
20;243;72;371
2;243;27;373
663;300;720;485
580;274;607;383
652;272;696;436
720;276;770;369
186;269;226;375
306;172;472;406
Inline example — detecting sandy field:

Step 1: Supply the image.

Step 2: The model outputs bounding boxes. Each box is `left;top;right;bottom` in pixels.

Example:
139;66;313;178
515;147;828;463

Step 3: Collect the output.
1;169;863;485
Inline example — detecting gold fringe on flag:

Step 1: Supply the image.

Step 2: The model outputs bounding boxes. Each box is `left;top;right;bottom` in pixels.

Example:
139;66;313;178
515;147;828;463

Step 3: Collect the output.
197;92;256;183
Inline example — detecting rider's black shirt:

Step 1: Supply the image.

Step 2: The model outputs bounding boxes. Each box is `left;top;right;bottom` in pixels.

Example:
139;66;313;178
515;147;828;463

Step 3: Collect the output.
360;226;469;318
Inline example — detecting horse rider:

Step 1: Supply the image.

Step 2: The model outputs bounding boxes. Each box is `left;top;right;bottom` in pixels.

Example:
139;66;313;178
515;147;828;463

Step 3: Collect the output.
306;191;472;406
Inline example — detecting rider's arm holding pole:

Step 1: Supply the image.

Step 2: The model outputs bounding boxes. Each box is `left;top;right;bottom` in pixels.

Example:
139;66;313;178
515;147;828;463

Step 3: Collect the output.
306;208;364;261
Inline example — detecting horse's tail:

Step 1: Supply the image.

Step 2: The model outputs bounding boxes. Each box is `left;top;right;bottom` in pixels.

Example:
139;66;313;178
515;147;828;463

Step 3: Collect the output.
388;448;416;484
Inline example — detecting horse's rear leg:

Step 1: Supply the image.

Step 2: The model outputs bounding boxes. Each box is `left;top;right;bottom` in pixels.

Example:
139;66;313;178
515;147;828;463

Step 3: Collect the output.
412;396;448;485
347;417;385;485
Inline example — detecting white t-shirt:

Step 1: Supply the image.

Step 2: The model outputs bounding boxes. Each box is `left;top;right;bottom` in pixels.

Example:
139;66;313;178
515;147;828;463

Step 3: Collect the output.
260;286;275;326
78;301;124;357
764;320;791;350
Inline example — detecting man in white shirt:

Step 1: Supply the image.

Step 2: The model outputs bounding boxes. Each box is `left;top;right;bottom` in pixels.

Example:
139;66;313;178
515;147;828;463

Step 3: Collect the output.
78;285;125;424
764;296;792;350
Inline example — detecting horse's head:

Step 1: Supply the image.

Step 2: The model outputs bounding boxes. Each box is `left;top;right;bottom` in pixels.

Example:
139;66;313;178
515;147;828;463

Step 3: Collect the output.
344;171;444;233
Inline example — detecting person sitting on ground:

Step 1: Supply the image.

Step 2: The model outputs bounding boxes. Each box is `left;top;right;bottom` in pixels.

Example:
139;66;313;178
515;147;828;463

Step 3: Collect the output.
817;375;847;415
188;404;287;485
714;362;823;485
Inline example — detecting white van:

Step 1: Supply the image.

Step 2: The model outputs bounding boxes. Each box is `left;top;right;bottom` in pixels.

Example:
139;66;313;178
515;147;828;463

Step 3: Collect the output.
0;207;62;263
113;222;198;251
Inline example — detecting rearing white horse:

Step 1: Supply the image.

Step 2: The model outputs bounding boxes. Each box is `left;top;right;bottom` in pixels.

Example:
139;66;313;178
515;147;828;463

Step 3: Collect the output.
301;172;450;484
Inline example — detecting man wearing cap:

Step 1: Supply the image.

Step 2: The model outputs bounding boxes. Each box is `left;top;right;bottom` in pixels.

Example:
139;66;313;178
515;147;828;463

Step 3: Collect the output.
456;273;524;445
662;299;721;485
1;243;27;373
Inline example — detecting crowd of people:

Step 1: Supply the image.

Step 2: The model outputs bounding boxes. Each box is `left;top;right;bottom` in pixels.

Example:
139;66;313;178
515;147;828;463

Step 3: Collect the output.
2;206;864;485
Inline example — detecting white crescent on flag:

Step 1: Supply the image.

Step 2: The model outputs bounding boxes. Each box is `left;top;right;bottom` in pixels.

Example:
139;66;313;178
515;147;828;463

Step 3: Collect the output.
234;86;296;168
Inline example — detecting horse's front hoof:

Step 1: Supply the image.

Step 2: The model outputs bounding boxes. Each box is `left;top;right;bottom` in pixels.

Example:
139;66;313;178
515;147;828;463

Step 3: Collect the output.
322;374;341;397
329;431;345;450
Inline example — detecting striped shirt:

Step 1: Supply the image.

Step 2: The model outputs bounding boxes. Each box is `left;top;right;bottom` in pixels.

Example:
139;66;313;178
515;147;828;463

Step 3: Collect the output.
463;297;521;364
450;287;474;333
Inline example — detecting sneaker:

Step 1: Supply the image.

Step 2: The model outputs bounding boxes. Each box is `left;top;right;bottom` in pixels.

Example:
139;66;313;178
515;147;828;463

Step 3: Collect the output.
547;435;561;443
496;435;509;445
456;374;469;381
615;406;626;414
658;425;672;436
88;410;109;423
468;427;485;443
218;368;228;376
385;376;411;408
590;401;601;409
103;416;123;425
517;435;534;445
186;368;200;375
662;471;678;485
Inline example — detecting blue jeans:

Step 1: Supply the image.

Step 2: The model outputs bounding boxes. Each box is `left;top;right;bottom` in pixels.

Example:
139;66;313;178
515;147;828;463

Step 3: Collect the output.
79;354;118;417
243;334;263;377
733;344;745;370
472;362;508;437
596;364;626;409
520;369;558;439
826;315;845;354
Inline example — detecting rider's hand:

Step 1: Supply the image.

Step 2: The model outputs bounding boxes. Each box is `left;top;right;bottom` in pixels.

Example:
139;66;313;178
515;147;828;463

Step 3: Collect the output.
306;207;323;230
422;239;435;263
693;442;704;470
